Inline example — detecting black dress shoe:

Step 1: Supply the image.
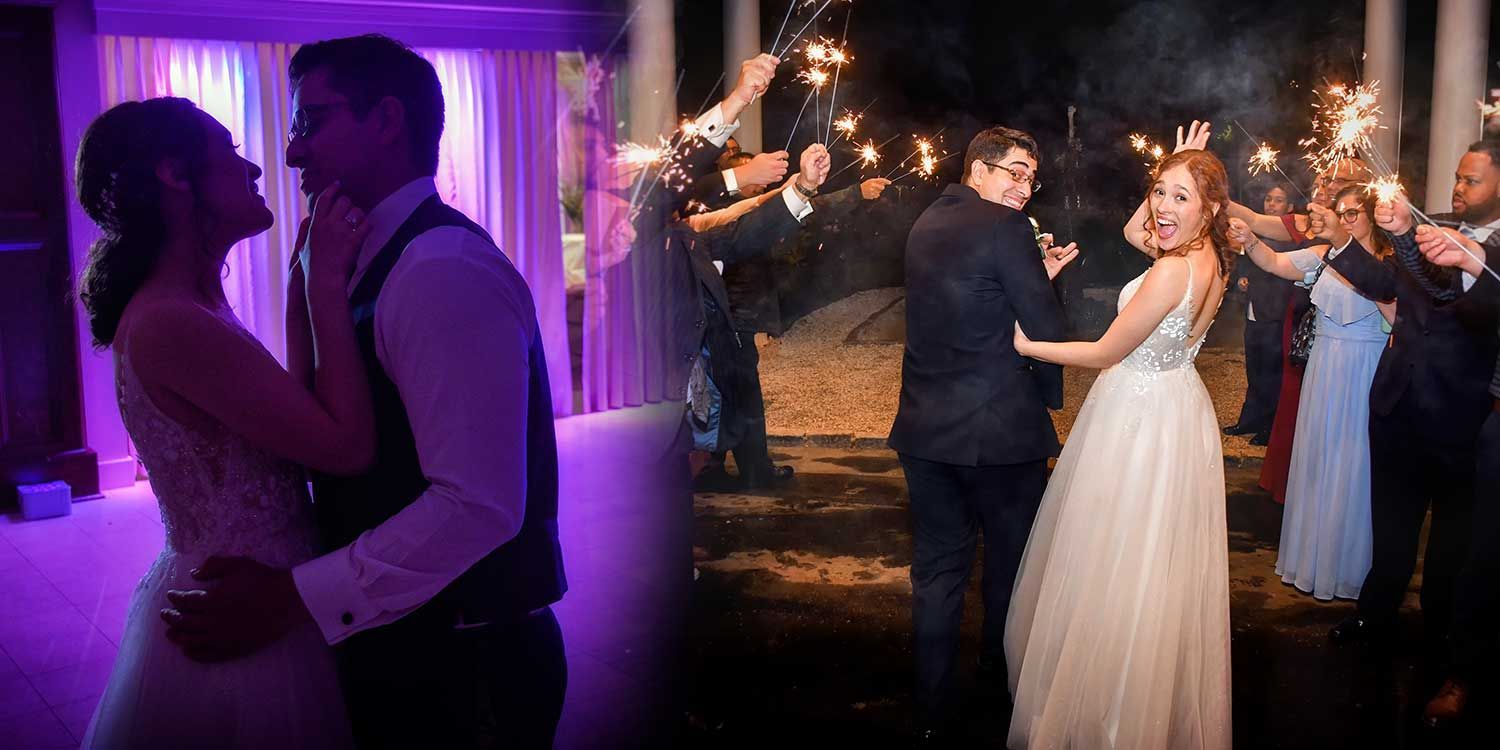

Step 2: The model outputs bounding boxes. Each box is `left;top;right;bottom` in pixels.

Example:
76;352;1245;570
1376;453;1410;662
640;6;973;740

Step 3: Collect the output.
1329;615;1389;643
1249;430;1270;446
741;464;794;488
1223;422;1258;436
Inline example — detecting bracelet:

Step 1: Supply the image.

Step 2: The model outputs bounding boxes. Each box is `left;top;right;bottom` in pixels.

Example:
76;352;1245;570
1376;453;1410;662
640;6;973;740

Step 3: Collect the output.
794;181;817;199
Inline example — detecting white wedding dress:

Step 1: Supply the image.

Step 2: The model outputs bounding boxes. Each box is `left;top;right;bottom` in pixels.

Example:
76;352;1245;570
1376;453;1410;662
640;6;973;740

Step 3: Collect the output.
1004;256;1232;749
83;333;354;749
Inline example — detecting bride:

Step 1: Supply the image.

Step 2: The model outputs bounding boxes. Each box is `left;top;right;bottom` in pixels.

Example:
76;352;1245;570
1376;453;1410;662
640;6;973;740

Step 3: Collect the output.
1005;121;1234;749
75;98;369;748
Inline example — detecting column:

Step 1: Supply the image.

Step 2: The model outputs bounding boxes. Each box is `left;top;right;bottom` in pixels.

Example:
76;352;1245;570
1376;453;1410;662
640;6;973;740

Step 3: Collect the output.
628;0;676;143
1363;0;1405;172
1425;0;1491;211
723;0;762;151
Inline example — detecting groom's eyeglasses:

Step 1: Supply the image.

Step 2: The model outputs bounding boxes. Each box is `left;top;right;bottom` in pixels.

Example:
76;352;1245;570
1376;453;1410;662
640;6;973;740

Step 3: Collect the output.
288;102;353;142
982;161;1041;194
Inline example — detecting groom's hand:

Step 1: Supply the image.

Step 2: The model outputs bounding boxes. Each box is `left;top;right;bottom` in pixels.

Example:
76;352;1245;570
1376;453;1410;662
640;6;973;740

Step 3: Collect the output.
162;556;311;662
1043;241;1080;280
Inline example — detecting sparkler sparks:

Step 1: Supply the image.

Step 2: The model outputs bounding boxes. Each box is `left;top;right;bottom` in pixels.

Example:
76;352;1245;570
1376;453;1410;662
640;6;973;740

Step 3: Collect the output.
1248;143;1280;175
1128;133;1151;153
833;111;861;138
797;67;831;89
1365;175;1403;204
1150;145;1164;160
1302;80;1384;177
614;138;671;167
856;139;880;168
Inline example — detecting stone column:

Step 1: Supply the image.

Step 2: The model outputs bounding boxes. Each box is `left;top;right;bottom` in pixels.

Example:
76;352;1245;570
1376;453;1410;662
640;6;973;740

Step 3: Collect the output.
723;0;762;151
1363;0;1405;172
1425;0;1491;211
628;0;676;143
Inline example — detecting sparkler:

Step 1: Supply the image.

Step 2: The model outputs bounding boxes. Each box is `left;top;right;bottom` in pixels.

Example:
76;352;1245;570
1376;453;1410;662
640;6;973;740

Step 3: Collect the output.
775;0;838;59
884;132;945;179
1356;148;1500;283
1150;145;1164;161
1248;143;1280;176
1365;175;1403;204
829;131;900;180
891;151;959;183
829;111;861;147
784;66;831;151
1128;132;1151;153
1301;80;1384;178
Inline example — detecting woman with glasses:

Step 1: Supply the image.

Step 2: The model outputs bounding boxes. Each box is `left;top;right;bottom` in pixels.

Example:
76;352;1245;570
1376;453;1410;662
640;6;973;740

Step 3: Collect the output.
1230;184;1394;601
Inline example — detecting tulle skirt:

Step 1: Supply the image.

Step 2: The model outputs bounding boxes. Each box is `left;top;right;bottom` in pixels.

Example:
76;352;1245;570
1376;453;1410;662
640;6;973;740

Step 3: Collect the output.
1005;363;1232;749
82;548;354;749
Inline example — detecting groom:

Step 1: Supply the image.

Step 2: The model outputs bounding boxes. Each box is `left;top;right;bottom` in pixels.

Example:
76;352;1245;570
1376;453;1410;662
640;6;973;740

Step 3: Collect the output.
162;35;566;748
888;125;1075;743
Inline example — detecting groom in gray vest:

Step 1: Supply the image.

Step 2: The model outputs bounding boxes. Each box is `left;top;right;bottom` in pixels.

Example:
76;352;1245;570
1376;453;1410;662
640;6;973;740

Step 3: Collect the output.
163;35;567;748
889;125;1074;744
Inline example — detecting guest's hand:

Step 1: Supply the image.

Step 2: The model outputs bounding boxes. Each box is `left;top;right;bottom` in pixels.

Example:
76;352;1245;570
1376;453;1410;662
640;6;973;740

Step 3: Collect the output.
798;143;831;191
307;181;372;289
1014;322;1034;354
161;556;311;662
1226;217;1257;253
1043;242;1080;280
1306;203;1347;246
728;54;779;110
1373;196;1414;235
1173;120;1211;154
1415;224;1486;276
860;177;892;200
736;150;789;189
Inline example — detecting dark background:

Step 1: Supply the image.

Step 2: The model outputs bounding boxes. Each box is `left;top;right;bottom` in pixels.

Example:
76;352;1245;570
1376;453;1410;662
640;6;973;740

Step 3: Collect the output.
660;0;1500;333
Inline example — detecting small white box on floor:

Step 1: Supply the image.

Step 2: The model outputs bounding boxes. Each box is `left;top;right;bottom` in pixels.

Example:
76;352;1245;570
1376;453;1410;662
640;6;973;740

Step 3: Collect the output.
18;481;72;520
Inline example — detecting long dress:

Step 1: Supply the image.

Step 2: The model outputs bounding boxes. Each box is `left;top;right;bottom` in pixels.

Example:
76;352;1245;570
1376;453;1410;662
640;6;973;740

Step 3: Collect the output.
1257;294;1308;504
1275;247;1387;600
83;334;354;749
1005;257;1232;749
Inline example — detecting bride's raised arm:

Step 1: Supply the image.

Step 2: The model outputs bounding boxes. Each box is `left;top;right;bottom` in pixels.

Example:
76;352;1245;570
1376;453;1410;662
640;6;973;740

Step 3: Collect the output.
1123;120;1212;258
1015;256;1193;370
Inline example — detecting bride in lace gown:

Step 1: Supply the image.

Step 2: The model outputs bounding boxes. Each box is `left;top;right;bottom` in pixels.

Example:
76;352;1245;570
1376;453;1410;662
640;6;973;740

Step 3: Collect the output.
1005;125;1235;749
74;99;373;748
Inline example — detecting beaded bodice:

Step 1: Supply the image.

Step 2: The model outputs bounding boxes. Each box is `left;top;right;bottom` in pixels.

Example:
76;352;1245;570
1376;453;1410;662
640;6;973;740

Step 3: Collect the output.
1117;256;1211;374
115;332;321;567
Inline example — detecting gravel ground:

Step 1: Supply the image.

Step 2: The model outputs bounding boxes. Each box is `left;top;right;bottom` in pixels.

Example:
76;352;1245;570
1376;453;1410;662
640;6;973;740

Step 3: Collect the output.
759;287;1269;461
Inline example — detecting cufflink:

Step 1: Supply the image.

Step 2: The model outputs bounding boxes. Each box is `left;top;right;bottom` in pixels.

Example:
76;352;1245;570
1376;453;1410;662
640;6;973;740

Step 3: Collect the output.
341;612;354;626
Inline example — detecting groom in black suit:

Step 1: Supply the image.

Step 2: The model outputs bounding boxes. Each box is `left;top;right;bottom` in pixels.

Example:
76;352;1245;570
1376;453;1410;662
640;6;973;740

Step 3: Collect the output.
888;126;1076;742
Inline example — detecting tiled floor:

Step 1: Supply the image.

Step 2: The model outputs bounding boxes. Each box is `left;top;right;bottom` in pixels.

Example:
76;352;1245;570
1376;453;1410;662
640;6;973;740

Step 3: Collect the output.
1;403;691;749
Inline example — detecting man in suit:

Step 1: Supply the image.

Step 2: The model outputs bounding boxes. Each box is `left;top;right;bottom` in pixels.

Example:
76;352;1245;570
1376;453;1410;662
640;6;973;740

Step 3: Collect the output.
888;125;1078;743
688;149;789;213
1320;141;1500;658
1225;184;1299;445
1375;139;1500;729
696;175;893;489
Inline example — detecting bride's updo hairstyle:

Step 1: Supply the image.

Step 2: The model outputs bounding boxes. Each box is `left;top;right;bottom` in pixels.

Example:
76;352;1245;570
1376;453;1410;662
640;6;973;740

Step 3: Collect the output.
1142;149;1235;277
76;97;210;348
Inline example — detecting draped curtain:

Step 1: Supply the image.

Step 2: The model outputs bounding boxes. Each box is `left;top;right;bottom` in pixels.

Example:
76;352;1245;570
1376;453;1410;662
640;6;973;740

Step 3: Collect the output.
97;36;573;416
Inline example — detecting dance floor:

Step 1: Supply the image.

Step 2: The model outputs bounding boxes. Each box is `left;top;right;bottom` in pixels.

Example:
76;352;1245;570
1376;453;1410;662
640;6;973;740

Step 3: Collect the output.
0;403;692;749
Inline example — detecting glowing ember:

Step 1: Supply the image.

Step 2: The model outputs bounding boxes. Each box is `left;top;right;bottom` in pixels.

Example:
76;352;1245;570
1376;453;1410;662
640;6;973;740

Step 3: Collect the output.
1303;80;1384;177
677;119;701;139
1366;175;1403;204
1129;133;1151;153
614;138;671;167
856;139;880;168
1150;145;1164;160
1248;143;1280;175
802;40;830;65
834;112;861;137
797;67;831;89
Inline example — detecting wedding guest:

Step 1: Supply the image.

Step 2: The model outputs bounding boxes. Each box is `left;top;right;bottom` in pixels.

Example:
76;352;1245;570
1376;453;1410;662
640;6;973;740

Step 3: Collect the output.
1225;183;1299;445
691;150;789;211
1233;185;1393;601
1319;145;1500;650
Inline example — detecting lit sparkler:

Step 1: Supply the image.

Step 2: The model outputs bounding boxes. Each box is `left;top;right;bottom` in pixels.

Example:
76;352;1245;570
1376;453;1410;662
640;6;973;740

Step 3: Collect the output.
797;67;831;89
1128;132;1151;153
1248;143;1280;175
1150;144;1164;160
857;139;880;168
614;138;671;168
1302;80;1384;177
1365;175;1403;204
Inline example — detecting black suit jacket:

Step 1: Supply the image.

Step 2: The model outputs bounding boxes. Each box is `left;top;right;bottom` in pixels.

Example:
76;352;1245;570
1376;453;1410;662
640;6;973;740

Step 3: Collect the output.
1237;235;1299;323
1326;225;1500;445
722;184;865;335
888;183;1068;466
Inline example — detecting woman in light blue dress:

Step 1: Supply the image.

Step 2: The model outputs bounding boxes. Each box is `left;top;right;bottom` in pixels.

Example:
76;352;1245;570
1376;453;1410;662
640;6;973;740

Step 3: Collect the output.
1237;185;1394;600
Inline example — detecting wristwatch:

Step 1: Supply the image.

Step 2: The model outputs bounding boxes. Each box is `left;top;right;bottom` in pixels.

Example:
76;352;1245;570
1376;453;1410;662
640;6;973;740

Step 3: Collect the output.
794;180;818;199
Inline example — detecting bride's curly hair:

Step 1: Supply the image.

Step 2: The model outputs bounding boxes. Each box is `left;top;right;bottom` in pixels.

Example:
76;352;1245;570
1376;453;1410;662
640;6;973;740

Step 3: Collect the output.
1141;150;1235;277
75;97;210;348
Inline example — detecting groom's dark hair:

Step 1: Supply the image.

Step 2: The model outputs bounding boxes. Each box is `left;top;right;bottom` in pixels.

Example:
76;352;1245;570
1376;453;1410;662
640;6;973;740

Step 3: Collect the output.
289;34;444;175
962;126;1040;182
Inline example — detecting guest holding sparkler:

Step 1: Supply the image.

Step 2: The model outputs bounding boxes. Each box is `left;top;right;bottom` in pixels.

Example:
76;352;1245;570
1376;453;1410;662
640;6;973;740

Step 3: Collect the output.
697;174;894;490
1231;186;1393;601
690;149;791;211
1407;216;1500;730
1318;144;1500;650
1225;183;1301;446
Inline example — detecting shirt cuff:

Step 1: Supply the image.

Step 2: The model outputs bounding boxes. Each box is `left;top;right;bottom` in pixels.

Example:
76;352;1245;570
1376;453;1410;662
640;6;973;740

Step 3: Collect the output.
696;104;741;148
1463;270;1478;292
722;168;740;194
781;183;814;221
291;545;380;645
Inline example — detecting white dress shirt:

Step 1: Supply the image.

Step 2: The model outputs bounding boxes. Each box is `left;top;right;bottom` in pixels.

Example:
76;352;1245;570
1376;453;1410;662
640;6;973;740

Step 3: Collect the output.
292;178;534;644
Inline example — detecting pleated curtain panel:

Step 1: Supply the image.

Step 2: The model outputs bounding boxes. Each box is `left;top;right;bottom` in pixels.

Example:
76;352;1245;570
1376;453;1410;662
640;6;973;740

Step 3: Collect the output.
97;35;575;417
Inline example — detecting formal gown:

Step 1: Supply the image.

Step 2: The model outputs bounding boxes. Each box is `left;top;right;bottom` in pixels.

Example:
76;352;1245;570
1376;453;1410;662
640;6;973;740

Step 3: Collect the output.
1275;248;1386;600
83;328;353;749
1005;257;1232;749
